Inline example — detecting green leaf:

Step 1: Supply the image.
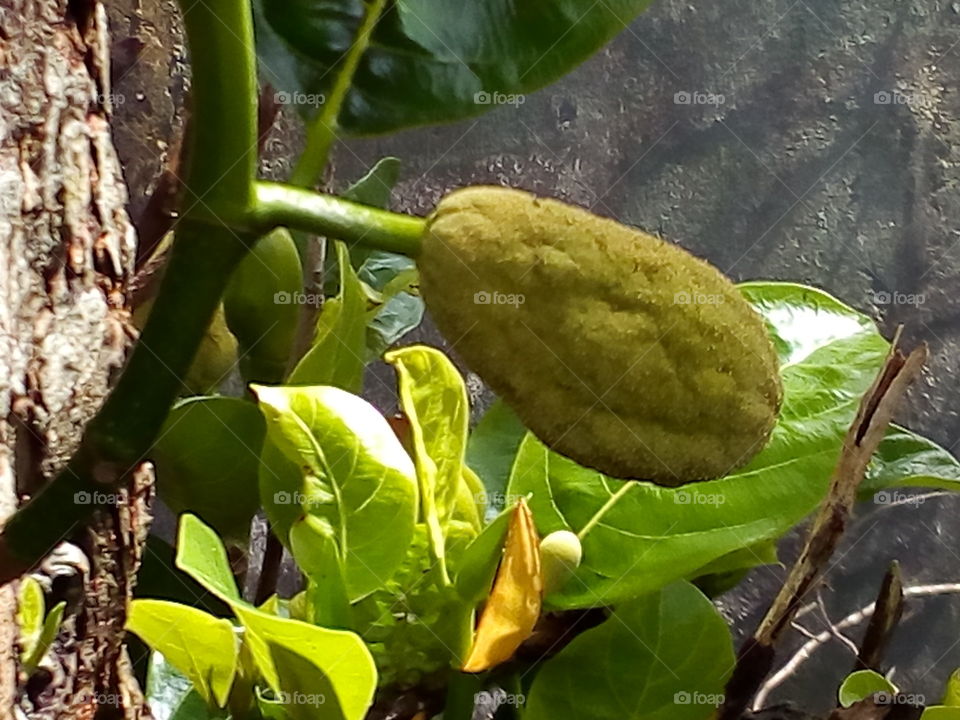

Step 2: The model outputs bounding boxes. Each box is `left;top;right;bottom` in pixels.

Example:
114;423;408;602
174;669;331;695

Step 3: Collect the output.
692;541;779;597
343;157;400;209
256;384;418;599
925;708;960;720
22;598;65;673
385;345;471;579
365;273;423;361
136;536;232;617
507;282;901;608
16;576;44;665
126;599;238;708
525;582;732;720
289;242;367;392
945;669;960;705
466;399;527;519
152;396;266;541
454;506;512;605
334;157;405;285
863;426;960;496
838;670;896;708
336;157;424;357
232;604;376;720
144;651;223;720
289;519;352;629
255;0;654;135
174;514;243;605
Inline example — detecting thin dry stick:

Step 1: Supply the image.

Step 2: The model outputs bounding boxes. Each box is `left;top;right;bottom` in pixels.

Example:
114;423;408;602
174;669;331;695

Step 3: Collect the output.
755;582;960;709
719;331;928;719
854;561;904;673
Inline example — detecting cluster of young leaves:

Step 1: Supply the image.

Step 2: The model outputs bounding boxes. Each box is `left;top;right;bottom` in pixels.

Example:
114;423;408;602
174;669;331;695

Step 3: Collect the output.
132;265;960;720
129;515;376;720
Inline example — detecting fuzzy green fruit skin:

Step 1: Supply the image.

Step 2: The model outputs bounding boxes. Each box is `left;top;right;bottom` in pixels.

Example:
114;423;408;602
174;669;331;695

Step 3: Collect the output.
540;530;583;594
420;187;782;484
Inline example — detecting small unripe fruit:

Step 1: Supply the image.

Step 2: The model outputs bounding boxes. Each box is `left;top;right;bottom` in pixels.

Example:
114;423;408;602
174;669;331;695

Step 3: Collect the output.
539;530;583;594
133;300;238;395
419;187;782;484
223;227;302;383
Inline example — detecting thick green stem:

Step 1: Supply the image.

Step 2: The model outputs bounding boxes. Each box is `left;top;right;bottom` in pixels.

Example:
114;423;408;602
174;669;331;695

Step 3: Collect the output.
289;0;389;188
252;181;426;256
0;0;260;582
178;0;259;220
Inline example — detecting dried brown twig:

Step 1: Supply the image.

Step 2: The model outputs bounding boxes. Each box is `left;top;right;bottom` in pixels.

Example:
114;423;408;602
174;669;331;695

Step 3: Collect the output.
719;331;928;720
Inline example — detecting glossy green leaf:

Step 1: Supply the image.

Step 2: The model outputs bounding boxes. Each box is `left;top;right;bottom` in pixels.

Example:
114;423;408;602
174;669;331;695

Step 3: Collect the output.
525;582;732;720
152;397;266;541
385;345;471;579
863;427;960;496
232;603;376;720
453;465;484;533
945;669;960;705
16;577;44;665
174;514;243;605
144;651;222;720
508;282;960;608
344;157;402;268
337;157;424;356
466;399;527;520
925;708;960;720
838;670;896;708
289;519;352;629
254;0;654;134
126;600;238;707
454;506;512;605
256;384;418;599
289;242;367;392
692;541;779;597
136;536;231;618
365;273;423;361
343;157;400;208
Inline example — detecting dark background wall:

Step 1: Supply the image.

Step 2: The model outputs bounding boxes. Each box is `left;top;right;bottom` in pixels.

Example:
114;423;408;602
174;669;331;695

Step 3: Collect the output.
109;0;960;713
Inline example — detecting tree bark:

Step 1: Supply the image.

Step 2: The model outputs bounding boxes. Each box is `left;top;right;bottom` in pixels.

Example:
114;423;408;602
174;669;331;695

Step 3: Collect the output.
0;0;150;718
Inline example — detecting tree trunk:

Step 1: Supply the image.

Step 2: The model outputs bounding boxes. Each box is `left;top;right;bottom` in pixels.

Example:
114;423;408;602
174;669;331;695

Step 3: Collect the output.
0;0;151;718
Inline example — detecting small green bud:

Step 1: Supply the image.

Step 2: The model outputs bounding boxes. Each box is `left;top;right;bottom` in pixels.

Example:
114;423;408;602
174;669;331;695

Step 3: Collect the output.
539;530;583;594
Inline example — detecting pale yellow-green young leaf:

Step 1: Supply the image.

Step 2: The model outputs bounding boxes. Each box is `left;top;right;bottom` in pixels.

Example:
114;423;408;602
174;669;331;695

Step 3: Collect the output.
288;241;367;392
233;603;376;720
126;599;238;708
944;669;960;706
385;345;471;581
17;577;44;665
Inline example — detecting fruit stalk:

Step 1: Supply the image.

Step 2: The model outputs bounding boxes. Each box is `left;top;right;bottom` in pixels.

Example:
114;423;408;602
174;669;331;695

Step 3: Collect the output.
252;181;426;257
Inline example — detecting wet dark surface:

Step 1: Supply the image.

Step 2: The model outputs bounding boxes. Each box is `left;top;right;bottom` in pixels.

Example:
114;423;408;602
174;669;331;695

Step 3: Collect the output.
108;0;960;713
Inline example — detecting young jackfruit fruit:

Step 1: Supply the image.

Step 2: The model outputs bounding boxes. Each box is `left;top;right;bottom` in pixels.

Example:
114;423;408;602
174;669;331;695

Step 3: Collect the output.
419;187;781;485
